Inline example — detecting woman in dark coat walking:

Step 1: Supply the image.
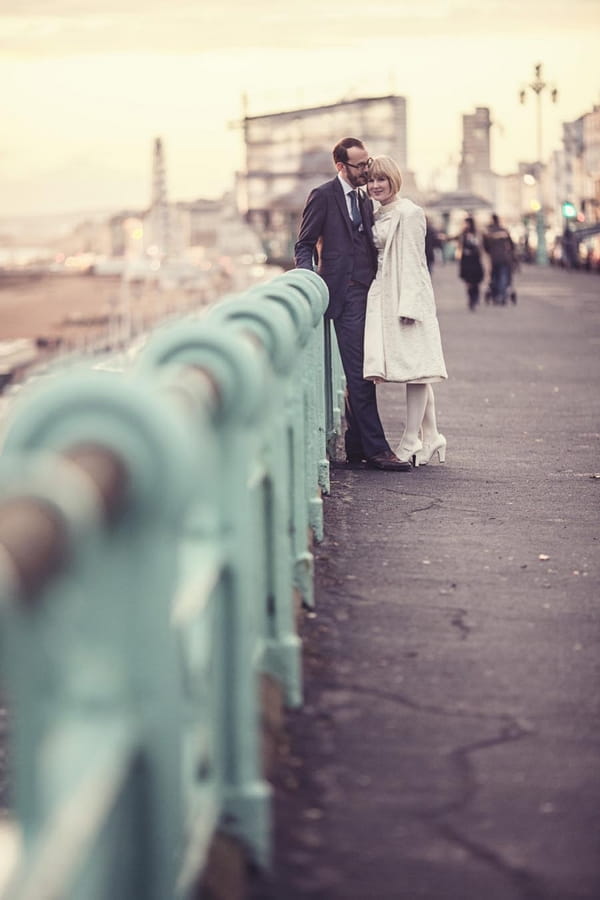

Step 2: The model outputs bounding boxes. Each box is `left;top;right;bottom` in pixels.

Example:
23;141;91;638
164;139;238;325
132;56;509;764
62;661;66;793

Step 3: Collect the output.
458;216;484;310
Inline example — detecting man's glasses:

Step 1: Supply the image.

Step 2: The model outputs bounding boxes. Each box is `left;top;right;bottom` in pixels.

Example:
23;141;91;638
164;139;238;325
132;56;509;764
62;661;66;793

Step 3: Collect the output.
345;158;373;171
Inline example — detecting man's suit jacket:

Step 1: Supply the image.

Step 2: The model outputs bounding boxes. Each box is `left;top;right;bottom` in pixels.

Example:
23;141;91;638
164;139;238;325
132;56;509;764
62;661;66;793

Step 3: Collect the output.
294;177;378;319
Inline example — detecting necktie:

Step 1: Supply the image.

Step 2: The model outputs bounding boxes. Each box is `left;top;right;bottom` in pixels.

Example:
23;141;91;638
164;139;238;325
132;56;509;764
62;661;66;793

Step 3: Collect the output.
349;190;361;226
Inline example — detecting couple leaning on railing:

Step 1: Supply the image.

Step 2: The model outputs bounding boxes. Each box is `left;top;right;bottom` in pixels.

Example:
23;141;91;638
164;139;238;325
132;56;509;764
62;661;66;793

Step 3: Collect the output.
0;136;451;900
295;137;448;472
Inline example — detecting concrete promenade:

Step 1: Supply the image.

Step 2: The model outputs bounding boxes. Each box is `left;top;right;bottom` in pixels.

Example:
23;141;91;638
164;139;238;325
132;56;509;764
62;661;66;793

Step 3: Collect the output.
251;262;600;900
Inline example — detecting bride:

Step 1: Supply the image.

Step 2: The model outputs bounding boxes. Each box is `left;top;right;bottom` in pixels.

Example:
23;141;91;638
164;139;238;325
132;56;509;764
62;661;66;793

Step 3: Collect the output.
363;155;448;466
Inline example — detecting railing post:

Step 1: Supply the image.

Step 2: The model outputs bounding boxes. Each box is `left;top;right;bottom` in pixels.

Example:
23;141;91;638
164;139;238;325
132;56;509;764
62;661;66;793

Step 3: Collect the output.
269;268;331;520
0;371;205;899
137;320;286;867
244;278;323;541
323;320;344;455
205;294;315;614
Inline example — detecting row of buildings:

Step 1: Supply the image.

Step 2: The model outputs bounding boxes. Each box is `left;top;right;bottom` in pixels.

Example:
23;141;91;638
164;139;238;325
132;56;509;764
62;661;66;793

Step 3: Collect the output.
236;95;600;265
462;103;600;239
50;139;265;290
52;93;600;273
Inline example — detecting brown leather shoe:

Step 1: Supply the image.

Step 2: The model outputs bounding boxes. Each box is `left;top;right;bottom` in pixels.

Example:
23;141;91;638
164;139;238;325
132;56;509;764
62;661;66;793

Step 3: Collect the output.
366;450;412;471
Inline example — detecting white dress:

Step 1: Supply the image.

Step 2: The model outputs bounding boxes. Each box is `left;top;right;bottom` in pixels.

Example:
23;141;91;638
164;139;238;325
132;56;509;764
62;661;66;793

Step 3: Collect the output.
364;197;448;384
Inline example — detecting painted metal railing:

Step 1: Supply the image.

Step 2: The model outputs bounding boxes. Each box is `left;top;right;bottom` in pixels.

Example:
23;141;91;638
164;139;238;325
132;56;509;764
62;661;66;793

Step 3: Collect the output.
0;269;345;899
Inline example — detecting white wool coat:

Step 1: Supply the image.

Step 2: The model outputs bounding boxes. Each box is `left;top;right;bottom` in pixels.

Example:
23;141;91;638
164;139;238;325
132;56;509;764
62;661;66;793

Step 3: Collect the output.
363;197;447;383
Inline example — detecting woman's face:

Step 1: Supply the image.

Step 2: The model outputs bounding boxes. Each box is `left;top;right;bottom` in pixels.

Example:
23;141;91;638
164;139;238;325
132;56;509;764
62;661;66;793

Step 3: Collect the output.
367;173;395;205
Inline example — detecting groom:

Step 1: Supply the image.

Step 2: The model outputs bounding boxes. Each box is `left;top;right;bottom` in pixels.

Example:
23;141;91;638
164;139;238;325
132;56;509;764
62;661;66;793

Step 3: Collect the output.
294;137;410;470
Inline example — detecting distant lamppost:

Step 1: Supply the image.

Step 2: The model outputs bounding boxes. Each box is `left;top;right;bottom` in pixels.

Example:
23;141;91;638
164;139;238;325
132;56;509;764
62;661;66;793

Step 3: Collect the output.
519;62;558;265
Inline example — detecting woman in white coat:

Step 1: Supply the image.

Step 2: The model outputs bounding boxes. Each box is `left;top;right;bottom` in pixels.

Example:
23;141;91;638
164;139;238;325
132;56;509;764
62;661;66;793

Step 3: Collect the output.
363;155;448;466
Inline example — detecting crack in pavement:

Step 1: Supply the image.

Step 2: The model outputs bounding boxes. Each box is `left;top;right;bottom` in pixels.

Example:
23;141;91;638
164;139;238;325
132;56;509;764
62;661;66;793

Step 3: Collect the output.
382;487;444;514
306;681;543;897
450;607;471;639
404;498;442;516
320;681;542;898
433;821;549;900
312;682;537;822
317;680;536;734
438;719;535;819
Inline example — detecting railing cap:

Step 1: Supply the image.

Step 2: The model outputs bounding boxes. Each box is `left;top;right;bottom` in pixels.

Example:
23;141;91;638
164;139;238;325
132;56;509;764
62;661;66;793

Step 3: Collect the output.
206;297;298;376
1;371;203;525
275;270;329;326
137;320;269;425
244;282;313;347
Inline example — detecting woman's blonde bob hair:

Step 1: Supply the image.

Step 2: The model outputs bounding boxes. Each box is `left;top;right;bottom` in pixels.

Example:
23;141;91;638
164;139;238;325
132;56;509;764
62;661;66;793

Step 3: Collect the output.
368;155;403;195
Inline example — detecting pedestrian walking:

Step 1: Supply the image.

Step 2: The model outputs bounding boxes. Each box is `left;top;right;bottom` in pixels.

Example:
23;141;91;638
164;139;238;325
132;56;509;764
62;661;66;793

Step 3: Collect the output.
363;155;448;467
425;217;438;274
294;138;410;471
483;213;515;304
562;224;578;270
458;216;485;310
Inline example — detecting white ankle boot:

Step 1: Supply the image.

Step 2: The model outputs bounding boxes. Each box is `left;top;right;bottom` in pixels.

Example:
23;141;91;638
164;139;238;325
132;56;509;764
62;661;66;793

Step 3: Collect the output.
395;437;423;466
416;434;447;465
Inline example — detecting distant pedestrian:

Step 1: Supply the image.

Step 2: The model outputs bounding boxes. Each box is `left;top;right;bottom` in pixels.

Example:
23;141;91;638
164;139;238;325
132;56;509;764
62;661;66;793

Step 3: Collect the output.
363;155;448;467
458;216;485;311
562;225;578;270
425;217;438;273
483;213;515;304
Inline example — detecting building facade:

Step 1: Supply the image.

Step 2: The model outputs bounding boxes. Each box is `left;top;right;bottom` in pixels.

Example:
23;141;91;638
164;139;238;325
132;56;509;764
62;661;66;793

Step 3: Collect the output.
457;107;493;200
559;116;585;219
237;95;410;266
582;105;600;224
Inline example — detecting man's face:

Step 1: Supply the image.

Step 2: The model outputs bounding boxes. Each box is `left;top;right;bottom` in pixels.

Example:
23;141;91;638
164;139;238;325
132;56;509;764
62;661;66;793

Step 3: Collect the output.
338;146;372;187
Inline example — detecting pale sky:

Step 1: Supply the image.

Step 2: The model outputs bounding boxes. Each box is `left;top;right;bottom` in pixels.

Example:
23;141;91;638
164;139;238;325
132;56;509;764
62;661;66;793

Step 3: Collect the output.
1;0;599;217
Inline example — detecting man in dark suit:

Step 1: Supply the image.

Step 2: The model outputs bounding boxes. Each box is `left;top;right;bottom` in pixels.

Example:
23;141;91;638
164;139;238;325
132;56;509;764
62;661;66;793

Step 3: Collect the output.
294;137;410;470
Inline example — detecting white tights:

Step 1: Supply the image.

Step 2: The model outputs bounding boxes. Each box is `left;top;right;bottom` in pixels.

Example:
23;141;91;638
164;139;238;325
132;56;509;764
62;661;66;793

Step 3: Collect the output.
401;383;440;447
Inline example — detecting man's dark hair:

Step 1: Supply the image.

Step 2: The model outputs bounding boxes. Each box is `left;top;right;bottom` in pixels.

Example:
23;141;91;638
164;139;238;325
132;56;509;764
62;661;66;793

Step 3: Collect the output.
333;137;365;164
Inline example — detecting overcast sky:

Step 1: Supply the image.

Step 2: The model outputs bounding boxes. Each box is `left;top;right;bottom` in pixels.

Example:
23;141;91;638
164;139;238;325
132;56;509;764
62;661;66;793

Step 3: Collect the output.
1;0;599;217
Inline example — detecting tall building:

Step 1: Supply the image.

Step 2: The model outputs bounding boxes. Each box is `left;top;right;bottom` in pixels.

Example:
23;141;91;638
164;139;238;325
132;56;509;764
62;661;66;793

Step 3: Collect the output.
560;116;585;212
457;107;492;199
148;137;171;260
582;105;600;223
553;107;600;244
237;95;409;266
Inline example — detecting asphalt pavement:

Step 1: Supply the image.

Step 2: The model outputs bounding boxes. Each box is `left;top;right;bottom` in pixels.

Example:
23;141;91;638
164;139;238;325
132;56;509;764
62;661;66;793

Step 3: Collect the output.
250;261;600;900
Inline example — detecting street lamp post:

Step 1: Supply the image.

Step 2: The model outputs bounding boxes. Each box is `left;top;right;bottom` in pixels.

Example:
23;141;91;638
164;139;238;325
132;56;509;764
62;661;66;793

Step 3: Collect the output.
519;63;558;265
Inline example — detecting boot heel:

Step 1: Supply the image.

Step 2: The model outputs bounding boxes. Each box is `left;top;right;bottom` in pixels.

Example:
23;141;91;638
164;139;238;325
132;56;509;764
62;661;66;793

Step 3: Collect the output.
395;438;423;465
416;434;447;465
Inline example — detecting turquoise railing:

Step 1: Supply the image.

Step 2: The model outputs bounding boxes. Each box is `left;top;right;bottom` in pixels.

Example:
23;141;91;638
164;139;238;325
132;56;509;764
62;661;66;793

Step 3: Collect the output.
0;269;345;899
